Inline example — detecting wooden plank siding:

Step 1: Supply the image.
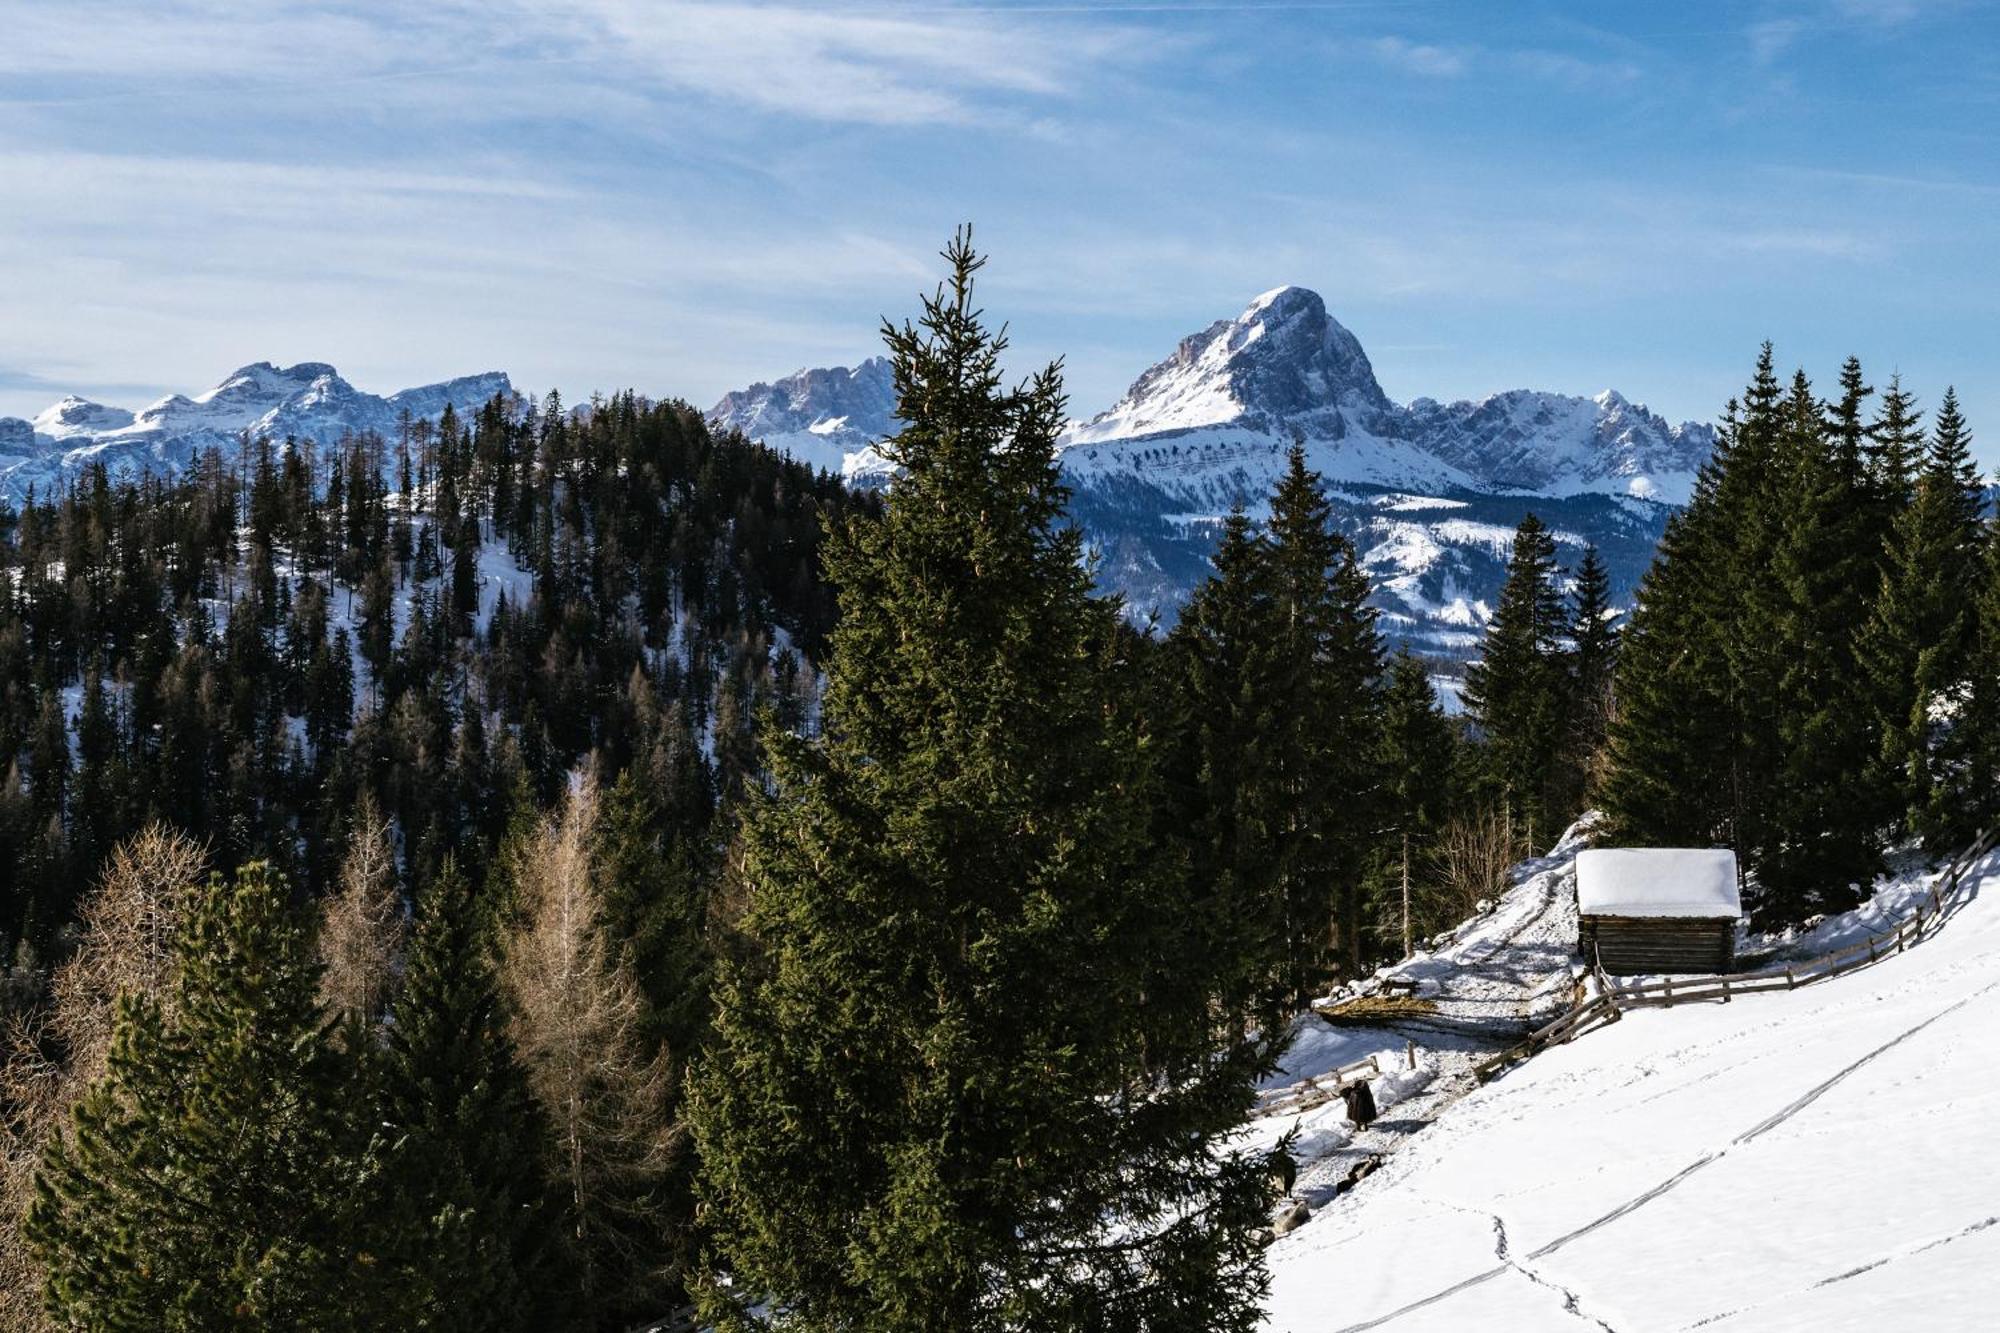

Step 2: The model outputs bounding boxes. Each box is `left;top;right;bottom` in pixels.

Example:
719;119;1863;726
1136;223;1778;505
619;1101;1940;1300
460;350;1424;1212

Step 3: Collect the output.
1579;914;1736;975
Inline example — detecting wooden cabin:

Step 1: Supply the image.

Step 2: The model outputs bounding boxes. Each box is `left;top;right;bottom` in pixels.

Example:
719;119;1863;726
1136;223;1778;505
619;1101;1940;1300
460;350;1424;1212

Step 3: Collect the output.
1576;848;1741;975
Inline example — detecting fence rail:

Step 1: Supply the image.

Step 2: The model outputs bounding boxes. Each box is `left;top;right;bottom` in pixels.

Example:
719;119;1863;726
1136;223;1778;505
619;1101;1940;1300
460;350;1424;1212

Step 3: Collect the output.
1257;1052;1386;1117
1473;825;1997;1082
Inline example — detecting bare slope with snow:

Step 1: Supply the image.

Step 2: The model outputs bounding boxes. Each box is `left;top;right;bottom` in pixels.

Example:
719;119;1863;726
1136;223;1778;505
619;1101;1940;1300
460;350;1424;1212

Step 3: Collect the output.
1260;846;2000;1332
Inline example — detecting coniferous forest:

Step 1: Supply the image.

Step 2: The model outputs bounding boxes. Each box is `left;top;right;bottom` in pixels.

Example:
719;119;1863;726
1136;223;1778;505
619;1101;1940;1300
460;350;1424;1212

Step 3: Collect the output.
0;236;1992;1330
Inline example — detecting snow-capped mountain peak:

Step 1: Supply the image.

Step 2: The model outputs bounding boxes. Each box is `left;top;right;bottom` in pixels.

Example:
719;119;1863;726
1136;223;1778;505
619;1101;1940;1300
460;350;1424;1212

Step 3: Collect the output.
32;395;135;440
706;355;899;480
1068;285;1391;446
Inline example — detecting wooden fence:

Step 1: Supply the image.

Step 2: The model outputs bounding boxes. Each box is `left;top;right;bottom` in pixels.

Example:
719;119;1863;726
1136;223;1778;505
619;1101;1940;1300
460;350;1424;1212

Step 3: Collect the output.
1473;826;1998;1082
1257;1044;1423;1118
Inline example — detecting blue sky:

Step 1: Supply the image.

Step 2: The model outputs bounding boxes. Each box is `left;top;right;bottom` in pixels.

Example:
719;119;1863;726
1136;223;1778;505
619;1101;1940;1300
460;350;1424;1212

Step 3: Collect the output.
2;0;1997;451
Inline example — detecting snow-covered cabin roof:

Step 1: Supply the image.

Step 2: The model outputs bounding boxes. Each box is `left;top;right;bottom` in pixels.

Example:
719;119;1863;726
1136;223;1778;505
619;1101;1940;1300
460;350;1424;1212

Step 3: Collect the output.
1576;848;1741;920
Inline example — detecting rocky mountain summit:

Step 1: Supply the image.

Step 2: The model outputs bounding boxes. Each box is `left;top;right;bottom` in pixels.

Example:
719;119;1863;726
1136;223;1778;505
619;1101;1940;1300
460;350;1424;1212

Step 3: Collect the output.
705;357;898;480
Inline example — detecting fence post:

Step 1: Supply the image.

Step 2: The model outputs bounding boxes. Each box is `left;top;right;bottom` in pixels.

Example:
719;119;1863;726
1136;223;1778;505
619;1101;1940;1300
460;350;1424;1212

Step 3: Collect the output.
1722;978;1731;1003
1786;966;1795;990
1868;938;1878;964
1406;1039;1416;1071
1664;976;1673;1008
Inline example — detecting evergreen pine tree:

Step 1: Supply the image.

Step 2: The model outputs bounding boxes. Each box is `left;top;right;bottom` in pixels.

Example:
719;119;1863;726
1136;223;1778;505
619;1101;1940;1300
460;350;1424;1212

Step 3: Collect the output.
1263;445;1386;987
1600;503;1728;846
689;233;1273;1333
1377;650;1458;955
384;858;570;1332
597;763;714;1059
1717;347;1793;871
1869;389;1988;845
1465;514;1566;846
1866;374;1925;524
1164;506;1282;1031
1755;371;1881;921
27;864;392;1330
1561;544;1618;811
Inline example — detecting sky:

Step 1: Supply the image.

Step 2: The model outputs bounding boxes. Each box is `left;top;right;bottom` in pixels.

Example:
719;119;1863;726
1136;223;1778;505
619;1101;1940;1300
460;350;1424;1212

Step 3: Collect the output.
2;0;1997;452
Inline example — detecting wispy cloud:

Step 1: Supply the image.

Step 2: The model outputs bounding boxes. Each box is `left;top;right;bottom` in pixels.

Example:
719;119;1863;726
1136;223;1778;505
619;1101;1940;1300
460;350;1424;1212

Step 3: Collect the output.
0;1;1160;128
1749;17;1807;65
1507;48;1642;88
1361;34;1643;86
552;1;1157;124
1370;35;1469;77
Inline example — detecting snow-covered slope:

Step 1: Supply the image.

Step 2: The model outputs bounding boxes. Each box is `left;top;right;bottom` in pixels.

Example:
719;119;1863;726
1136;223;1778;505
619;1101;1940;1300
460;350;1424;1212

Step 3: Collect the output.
0;363;514;501
710;289;1713;655
1260;845;2000;1331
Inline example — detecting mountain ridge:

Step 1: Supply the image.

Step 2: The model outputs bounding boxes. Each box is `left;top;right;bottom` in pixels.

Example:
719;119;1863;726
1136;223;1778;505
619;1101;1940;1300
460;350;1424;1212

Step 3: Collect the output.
0;362;515;500
706;288;1713;658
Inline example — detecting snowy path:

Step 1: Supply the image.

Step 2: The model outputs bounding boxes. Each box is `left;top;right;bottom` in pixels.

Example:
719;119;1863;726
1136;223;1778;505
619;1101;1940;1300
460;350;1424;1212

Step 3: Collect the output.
1247;828;1590;1210
1262;847;2000;1332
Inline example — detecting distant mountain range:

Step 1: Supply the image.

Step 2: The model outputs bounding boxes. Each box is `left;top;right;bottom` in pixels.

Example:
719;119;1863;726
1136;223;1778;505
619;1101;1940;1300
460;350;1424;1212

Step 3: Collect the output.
0;362;513;500
708;287;1715;666
2;290;1714;676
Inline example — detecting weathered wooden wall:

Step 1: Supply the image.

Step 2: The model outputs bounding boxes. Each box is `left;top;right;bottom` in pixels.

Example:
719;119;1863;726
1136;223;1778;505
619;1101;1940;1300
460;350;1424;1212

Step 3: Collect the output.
1579;914;1736;975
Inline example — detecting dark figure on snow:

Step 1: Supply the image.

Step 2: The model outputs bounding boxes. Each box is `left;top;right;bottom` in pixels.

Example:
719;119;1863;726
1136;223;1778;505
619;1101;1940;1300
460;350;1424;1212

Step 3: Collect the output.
1340;1079;1378;1128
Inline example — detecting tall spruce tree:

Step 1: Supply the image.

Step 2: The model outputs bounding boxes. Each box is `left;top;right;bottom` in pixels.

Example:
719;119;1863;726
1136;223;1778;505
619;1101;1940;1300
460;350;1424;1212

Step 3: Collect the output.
1755;371;1880;921
1866;374;1924;529
1867;389;1988;846
1164;506;1284;1031
1377;650;1458;956
1263;444;1386;987
384;859;570;1332
27;864;392;1331
1561;544;1618;811
1465;514;1567;846
690;233;1273;1333
1717;347;1792;874
1601;409;1742;849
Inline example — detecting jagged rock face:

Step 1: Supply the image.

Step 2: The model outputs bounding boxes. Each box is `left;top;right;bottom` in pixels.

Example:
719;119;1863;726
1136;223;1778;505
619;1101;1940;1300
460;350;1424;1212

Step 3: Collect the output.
1405;388;1710;502
0;363;515;501
0;417;34;459
706;357;898;479
710;287;1718;673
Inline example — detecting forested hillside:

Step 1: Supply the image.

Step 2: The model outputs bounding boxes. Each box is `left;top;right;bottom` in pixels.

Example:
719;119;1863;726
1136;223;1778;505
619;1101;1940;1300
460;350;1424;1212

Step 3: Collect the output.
0;393;862;956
